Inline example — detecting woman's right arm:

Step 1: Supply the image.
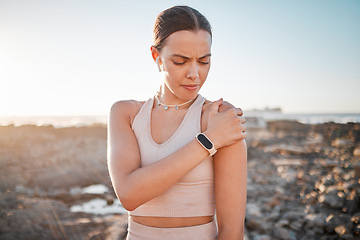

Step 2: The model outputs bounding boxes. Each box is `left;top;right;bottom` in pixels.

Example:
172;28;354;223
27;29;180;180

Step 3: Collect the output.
107;99;244;211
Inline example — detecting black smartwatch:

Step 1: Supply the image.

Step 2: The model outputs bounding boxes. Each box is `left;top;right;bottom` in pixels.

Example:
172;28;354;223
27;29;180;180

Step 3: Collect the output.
196;133;217;156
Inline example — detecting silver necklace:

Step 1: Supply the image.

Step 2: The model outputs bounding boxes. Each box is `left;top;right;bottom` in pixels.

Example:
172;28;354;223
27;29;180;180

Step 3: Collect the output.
155;95;195;110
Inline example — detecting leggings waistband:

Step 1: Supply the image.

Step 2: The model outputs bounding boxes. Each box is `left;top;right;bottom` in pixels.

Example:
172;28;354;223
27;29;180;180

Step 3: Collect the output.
126;218;218;240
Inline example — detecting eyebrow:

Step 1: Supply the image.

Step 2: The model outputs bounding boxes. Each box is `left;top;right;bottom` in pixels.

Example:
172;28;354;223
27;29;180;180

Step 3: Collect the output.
171;53;212;59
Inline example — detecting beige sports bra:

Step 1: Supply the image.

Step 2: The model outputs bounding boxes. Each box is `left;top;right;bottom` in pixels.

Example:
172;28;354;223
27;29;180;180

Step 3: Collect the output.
129;94;215;217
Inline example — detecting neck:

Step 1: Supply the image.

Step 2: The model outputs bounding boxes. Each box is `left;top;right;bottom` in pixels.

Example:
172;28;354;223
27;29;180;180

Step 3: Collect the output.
156;85;197;110
157;84;184;105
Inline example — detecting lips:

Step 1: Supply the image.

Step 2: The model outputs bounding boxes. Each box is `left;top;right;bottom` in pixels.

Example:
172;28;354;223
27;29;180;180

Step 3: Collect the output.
182;84;199;90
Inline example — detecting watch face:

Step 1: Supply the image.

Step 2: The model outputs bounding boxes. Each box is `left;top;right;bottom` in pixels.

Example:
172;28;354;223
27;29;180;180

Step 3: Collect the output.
198;134;213;149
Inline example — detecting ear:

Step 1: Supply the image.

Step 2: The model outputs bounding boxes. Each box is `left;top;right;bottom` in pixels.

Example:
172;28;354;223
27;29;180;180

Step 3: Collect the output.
151;46;160;63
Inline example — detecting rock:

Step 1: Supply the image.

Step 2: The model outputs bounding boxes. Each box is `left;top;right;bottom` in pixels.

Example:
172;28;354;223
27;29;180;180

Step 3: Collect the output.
0;192;21;210
306;132;324;145
0;125;108;192
264;195;281;209
354;165;360;178
289;220;303;232
304;213;326;230
103;215;128;240
262;205;281;223
106;196;114;205
317;159;339;170
275;219;289;228
344;189;359;214
353;147;360;156
318;190;345;209
253;235;271;240
0;232;23;240
268;145;308;156
2;121;360;240
14;185;34;195
325;214;352;234
90;232;107;240
246;203;262;218
335;225;347;235
342;180;357;193
275;186;286;195
276;166;298;183
315;182;326;193
339;233;356;240
245;122;360;239
267;120;310;133
0;192;127;240
271;158;307;166
351;212;360;224
332;166;345;176
354;224;360;235
0;217;11;233
299;235;319;240
246;117;267;129
272;227;296;240
332;138;353;148
282;211;306;221
245;218;262;231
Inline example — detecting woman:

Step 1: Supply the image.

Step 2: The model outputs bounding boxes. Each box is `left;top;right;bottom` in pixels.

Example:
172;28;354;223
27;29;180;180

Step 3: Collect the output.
108;5;247;240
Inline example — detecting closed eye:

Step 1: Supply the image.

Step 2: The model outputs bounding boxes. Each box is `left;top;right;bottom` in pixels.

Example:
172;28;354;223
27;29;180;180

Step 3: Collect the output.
198;56;210;65
173;61;186;65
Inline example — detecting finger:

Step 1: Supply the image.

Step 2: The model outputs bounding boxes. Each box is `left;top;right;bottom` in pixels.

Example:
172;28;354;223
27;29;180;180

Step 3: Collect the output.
241;123;247;133
242;131;247;139
209;98;223;113
236;107;243;116
232;108;243;117
239;116;246;124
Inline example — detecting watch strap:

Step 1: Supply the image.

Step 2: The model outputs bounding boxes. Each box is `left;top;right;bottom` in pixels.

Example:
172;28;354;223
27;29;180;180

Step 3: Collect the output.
196;133;217;156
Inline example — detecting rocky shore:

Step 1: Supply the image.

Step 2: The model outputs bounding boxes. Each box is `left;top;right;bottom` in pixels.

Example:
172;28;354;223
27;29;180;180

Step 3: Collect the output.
0;125;128;240
246;120;360;240
0;120;359;239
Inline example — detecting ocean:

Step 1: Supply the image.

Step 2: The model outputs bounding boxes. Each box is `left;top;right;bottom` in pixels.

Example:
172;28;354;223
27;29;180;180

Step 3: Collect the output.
0;113;359;128
0;115;108;128
245;112;360;125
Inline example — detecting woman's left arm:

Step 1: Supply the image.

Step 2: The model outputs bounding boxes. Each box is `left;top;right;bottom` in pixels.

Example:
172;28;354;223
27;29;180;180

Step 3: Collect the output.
214;103;247;240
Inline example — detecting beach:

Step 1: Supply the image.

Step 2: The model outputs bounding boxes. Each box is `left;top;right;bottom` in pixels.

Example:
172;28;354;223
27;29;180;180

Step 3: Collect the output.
0;120;359;239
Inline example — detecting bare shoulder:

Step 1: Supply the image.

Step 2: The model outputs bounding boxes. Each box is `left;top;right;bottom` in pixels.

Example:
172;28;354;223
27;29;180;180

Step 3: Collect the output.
110;100;145;125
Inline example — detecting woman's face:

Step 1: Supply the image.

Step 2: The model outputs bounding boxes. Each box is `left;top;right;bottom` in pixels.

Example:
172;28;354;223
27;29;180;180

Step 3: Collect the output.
159;30;212;102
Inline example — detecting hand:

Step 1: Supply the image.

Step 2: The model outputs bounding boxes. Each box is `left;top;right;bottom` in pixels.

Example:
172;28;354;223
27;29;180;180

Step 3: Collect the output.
218;101;246;138
204;99;246;149
219;105;247;137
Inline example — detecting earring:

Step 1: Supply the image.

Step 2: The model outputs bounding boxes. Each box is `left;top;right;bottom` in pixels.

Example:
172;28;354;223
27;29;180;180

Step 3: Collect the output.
156;56;161;72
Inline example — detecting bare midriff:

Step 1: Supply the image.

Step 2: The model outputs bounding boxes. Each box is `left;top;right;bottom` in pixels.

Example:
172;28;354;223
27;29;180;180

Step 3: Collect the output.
130;215;214;228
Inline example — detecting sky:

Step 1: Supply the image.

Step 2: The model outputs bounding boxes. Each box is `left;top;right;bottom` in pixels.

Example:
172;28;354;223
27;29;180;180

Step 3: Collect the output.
0;0;359;116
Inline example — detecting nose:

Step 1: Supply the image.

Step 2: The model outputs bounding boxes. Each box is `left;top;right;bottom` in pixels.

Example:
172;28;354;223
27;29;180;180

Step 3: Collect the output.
186;61;199;80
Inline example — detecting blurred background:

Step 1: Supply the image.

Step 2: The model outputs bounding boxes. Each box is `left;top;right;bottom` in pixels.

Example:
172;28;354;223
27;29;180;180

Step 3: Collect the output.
0;0;359;239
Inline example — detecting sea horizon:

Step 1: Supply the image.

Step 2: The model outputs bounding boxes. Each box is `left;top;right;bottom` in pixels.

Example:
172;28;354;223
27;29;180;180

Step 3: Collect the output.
1;112;360;128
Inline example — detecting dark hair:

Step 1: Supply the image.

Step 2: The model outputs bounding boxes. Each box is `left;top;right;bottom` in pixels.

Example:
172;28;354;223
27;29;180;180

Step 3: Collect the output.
153;6;212;52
